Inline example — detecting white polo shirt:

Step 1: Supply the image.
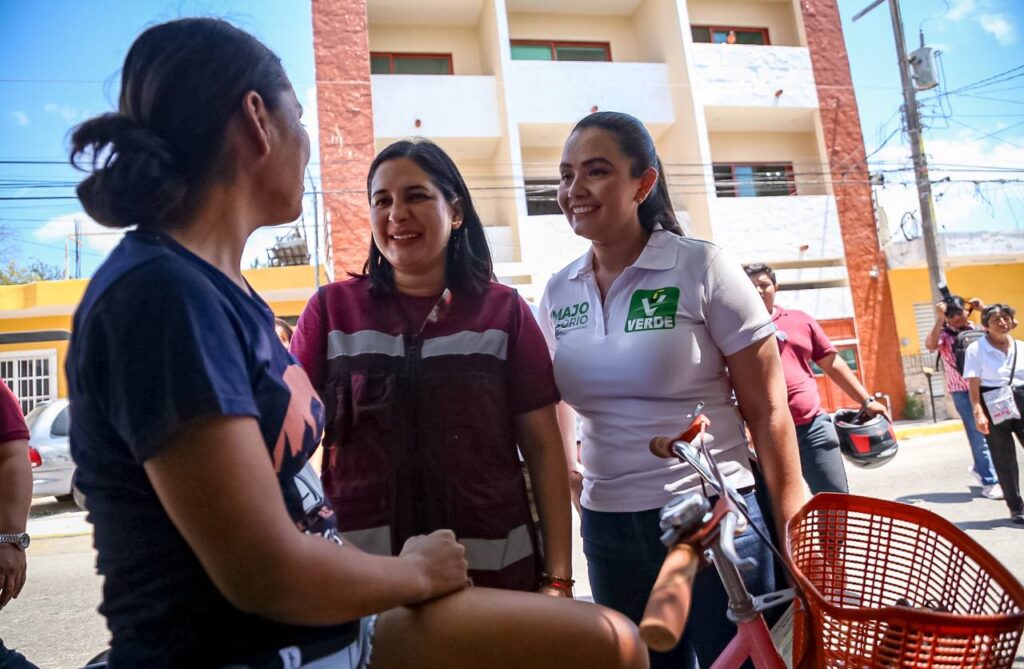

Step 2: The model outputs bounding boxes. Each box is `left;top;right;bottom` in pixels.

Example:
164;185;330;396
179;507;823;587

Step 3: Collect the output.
538;230;775;512
963;337;1024;388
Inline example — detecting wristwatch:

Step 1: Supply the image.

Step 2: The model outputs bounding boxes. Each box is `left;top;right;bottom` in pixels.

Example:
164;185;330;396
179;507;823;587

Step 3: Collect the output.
861;395;877;409
0;533;30;550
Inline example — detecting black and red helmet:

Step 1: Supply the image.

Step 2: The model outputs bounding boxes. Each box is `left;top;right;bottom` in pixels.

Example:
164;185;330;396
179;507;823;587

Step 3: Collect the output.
833;409;899;469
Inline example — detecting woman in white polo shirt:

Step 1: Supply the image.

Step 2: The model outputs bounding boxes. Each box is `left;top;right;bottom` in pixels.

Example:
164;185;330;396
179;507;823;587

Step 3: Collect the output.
965;303;1024;524
538;112;804;668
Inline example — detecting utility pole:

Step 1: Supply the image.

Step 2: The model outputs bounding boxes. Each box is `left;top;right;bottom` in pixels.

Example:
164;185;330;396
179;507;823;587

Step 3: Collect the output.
307;169;321;290
854;0;945;302
73;218;81;279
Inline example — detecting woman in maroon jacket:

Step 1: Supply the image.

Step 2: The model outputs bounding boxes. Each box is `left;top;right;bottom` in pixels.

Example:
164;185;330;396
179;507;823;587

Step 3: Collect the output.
292;139;573;596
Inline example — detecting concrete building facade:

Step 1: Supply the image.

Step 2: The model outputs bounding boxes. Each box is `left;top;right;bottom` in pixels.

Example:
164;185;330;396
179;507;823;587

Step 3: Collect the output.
310;0;907;413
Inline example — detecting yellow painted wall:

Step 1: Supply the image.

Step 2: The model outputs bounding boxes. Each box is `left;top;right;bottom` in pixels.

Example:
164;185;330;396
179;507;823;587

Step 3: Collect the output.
368;25;485;74
507;13;646;63
707;131;827;195
889;261;1024;355
0;278;88;313
686;0;801;46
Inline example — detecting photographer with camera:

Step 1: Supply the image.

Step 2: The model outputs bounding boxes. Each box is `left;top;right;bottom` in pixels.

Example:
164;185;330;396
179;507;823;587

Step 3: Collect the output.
924;288;1003;500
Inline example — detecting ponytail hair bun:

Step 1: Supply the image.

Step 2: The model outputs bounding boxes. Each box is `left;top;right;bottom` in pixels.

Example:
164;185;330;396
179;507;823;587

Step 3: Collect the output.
71;113;187;229
68;18;290;230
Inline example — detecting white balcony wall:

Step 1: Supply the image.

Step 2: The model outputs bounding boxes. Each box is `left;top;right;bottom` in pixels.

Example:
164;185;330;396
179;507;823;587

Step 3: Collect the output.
689;44;817;110
709;194;852;318
506;61;674;126
371;75;502;139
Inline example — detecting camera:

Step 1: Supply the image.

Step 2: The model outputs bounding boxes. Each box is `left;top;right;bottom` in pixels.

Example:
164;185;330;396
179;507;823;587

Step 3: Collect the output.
937;282;965;316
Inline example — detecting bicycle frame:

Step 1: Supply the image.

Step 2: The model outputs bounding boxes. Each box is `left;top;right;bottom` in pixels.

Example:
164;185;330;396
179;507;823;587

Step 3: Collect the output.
642;410;794;669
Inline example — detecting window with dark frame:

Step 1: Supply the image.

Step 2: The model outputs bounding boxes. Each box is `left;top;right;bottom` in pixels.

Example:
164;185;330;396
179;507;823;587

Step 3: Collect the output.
370;52;454;75
510;40;612;62
713;163;795;197
691;26;770;45
525;179;563;216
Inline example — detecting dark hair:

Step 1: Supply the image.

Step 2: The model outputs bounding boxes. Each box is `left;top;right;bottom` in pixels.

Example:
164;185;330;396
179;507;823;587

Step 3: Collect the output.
274;318;294;342
571;112;683;236
361;139;493;295
69;18;291;230
743;263;777;286
982;303;1016;327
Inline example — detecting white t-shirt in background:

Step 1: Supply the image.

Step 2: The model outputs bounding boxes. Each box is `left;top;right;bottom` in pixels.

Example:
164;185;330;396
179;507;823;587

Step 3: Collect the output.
538;231;775;513
963;337;1024;388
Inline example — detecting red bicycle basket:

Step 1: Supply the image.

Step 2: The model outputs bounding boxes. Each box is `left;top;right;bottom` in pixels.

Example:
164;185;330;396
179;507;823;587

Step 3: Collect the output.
787;494;1024;668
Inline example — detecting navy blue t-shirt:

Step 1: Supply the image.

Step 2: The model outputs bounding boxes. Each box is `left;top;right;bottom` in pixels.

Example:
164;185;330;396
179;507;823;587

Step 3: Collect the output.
68;231;356;668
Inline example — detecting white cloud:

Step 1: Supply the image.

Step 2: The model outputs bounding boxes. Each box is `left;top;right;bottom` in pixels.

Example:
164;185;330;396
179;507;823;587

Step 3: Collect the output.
979;13;1017;44
43;102;86;123
10;110;29;126
948;0;977;21
34;212;125;257
944;0;1017;45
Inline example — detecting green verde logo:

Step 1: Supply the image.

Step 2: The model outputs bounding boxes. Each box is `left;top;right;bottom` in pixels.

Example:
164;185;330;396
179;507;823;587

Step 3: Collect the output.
551;300;590;335
625;287;679;333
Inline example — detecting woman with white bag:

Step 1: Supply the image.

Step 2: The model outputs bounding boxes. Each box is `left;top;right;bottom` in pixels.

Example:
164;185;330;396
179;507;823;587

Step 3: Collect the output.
966;303;1024;524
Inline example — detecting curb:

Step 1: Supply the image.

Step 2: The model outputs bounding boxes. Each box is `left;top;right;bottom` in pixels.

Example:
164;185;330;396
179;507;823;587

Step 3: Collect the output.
894;419;962;441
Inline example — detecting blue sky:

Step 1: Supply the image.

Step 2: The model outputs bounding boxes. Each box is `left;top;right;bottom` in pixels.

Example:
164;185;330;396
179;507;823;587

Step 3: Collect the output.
1;0;1022;277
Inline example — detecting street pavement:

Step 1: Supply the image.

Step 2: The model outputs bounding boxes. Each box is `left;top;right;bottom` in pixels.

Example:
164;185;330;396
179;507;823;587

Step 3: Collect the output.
3;428;1022;668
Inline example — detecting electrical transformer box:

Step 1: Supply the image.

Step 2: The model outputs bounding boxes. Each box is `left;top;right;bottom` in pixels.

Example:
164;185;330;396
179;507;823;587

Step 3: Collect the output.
909;46;939;91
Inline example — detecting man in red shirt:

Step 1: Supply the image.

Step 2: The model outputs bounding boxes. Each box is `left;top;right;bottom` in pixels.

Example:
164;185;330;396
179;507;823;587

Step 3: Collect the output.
0;381;36;668
744;264;887;493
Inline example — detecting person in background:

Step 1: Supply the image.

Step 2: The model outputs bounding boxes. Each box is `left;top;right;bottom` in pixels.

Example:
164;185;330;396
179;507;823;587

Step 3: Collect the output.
744;263;887;494
274;317;294;347
924;295;1003;500
65;18;645;668
966;304;1024;524
0;382;38;669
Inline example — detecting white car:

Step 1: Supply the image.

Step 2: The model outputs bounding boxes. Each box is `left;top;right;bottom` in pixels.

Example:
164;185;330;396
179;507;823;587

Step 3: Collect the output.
25;399;83;509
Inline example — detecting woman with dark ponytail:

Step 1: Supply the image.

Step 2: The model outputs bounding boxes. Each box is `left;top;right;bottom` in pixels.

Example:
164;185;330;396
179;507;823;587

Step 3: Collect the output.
537;111;804;667
66;19;645;669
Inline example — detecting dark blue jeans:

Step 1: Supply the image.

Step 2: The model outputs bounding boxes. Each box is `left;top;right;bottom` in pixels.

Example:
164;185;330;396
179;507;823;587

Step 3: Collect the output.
0;640;39;669
796;413;849;494
582;491;775;669
950;390;998;485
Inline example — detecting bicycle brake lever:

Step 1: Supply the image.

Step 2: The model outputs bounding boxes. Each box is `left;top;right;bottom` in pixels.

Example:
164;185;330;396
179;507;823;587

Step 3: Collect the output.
719;511;756;571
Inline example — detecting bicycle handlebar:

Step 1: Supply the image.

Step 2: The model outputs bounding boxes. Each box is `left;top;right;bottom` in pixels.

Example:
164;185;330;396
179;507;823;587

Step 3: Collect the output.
638;542;701;652
649;435;677;459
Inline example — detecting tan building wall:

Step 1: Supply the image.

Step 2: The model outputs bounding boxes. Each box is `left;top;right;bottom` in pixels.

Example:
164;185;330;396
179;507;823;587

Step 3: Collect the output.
368;25;486;74
708;131;829;195
687;0;801;46
507;13;647;62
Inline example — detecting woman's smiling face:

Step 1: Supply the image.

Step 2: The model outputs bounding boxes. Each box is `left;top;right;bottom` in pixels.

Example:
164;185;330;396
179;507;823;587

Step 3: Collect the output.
368;157;461;279
557;127;652;243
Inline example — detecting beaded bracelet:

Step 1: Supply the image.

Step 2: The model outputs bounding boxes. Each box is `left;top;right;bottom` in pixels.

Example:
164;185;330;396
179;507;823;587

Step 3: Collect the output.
540;572;575;593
